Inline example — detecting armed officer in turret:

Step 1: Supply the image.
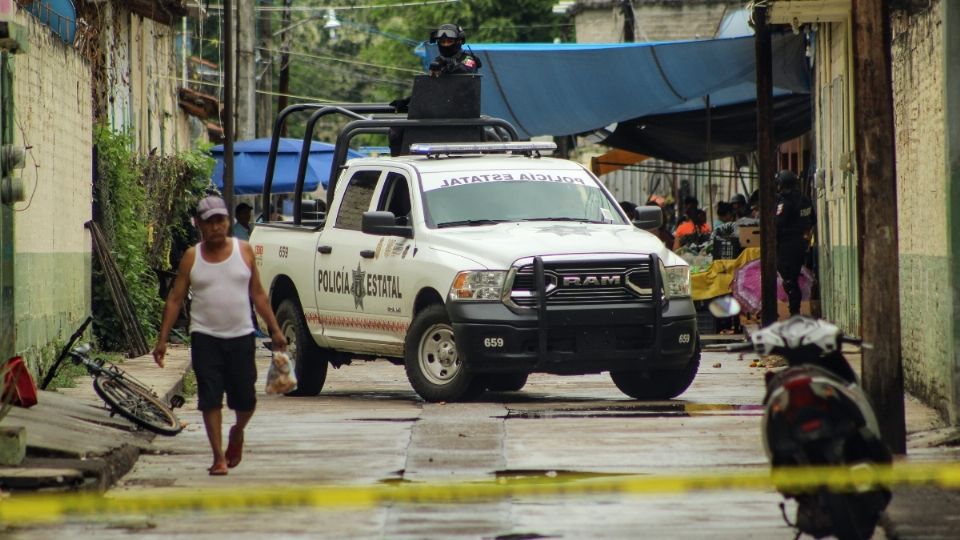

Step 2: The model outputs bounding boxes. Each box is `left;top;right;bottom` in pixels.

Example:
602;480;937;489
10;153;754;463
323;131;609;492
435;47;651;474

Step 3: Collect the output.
390;23;480;114
775;170;815;317
428;23;481;76
388;23;482;155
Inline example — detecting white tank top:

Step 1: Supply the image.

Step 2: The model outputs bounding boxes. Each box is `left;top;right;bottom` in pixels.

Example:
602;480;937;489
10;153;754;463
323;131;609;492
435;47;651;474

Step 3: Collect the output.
189;238;255;338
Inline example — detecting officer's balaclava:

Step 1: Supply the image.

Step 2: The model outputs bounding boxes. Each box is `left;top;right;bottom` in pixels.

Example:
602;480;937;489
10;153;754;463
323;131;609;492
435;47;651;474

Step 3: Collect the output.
436;24;463;57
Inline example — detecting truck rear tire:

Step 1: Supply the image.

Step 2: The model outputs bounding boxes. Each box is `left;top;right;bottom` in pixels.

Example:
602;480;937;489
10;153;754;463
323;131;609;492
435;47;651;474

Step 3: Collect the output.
276;299;328;396
404;304;482;402
610;340;700;400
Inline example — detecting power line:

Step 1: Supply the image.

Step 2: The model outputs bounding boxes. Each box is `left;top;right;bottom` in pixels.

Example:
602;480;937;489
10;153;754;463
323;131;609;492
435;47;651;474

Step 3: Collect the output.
188;34;422;74
158;74;342;102
257;46;422;74
204;0;461;12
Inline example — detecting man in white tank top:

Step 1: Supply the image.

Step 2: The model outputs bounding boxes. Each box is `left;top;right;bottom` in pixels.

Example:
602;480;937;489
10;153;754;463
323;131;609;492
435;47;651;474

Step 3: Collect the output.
153;196;288;476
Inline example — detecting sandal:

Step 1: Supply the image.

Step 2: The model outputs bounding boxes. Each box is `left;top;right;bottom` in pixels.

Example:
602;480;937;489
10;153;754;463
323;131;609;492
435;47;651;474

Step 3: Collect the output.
208;462;228;476
226;426;244;468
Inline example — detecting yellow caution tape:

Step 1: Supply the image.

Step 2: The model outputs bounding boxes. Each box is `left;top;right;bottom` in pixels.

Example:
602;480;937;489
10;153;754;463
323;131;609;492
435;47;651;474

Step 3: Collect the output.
2;461;959;524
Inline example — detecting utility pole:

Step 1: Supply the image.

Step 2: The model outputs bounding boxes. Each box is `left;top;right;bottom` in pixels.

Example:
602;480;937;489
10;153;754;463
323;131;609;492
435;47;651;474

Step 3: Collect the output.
852;0;906;454
753;4;777;326
236;0;256;141
620;0;636;43
257;0;273;137
277;0;292;136
223;0;235;216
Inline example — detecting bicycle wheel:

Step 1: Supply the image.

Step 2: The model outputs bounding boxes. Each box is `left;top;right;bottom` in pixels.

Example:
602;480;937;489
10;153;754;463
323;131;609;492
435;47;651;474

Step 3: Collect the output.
93;375;183;436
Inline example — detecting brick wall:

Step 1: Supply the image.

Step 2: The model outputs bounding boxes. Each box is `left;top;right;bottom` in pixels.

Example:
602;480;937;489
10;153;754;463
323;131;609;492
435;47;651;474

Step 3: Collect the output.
10;11;93;371
890;1;954;419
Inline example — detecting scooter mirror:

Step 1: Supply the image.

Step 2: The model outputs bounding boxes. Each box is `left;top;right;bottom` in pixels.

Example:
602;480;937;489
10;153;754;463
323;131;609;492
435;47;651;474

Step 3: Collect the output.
708;295;741;318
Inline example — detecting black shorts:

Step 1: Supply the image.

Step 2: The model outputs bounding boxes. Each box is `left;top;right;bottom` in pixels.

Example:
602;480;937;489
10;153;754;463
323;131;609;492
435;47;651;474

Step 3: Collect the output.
190;332;257;412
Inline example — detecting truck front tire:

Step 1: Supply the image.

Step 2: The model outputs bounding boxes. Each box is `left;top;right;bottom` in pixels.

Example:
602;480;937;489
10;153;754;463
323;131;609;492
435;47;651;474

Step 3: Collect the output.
404;304;482;402
609;339;700;400
483;373;529;392
276;299;328;396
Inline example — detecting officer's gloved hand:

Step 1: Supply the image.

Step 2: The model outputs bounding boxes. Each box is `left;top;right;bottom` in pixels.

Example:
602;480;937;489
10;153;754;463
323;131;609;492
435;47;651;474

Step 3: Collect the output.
389;97;410;113
430;56;455;75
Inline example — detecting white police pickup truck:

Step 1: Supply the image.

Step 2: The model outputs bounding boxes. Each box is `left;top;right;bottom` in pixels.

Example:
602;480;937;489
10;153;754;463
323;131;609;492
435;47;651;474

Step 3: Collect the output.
251;107;698;402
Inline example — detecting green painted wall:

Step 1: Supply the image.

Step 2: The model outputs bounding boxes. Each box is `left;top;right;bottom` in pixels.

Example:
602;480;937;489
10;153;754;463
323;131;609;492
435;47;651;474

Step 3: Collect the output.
944;0;960;425
815;6;958;424
1;53;13;363
900;254;953;420
890;2;956;423
820;244;860;333
13;251;91;374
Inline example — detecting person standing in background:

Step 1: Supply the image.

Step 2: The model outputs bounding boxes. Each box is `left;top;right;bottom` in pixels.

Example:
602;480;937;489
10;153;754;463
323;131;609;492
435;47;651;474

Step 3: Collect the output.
775;170;814;317
232;202;253;240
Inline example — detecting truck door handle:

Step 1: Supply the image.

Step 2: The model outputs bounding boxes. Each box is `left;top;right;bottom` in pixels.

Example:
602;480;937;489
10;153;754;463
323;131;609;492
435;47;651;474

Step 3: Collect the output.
317;245;333;254
360;250;375;259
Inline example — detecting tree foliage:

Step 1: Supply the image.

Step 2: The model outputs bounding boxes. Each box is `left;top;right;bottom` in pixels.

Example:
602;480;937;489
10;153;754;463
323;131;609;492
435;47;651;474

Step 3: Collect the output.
195;0;567;139
93;127;214;351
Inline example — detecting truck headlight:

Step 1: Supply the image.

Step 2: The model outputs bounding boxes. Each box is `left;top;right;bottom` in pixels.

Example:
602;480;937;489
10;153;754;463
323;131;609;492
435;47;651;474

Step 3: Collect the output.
663;265;691;298
449;271;506;301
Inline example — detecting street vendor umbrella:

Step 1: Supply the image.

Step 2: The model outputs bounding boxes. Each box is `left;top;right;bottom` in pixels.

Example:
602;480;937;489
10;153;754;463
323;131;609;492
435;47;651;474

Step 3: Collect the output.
731;259;814;314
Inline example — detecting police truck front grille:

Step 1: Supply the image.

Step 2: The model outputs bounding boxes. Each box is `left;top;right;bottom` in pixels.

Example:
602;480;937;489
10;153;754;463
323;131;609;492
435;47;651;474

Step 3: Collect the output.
509;260;655;307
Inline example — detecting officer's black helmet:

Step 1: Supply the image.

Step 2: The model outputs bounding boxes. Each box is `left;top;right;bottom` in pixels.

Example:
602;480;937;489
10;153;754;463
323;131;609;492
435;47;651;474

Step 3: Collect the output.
775;170;798;190
430;23;465;57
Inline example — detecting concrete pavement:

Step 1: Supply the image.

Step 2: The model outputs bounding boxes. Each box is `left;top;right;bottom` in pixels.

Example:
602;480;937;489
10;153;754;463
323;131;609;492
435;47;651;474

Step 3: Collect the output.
0;338;960;538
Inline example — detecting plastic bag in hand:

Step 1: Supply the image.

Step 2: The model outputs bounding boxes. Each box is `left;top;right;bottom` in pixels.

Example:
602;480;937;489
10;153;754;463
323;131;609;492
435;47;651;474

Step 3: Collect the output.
265;351;298;395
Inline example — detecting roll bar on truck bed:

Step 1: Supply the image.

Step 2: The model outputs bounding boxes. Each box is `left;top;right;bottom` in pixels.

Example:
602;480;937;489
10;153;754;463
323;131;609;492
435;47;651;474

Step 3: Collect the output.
259;103;519;224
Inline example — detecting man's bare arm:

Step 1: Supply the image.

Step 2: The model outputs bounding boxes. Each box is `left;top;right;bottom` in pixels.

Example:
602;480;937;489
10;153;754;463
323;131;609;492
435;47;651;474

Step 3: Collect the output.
242;242;288;351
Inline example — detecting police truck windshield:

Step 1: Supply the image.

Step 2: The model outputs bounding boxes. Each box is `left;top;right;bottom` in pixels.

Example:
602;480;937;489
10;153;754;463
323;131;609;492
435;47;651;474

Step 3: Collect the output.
420;170;627;228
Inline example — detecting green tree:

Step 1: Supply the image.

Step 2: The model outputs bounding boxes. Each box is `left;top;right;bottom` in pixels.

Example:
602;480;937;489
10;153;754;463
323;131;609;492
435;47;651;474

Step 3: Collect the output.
204;0;566;140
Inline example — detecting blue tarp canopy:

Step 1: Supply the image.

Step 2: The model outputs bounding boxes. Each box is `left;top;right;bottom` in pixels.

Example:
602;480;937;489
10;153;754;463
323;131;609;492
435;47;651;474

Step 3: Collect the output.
211;138;362;195
420;33;810;141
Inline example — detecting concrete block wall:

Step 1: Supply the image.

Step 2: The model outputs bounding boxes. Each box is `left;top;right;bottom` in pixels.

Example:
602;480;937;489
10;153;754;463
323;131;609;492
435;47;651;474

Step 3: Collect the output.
890;2;954;419
574;1;739;43
10;11;93;372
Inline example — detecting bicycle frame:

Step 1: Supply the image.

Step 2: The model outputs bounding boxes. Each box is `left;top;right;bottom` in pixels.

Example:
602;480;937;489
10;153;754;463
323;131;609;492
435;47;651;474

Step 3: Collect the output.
40;316;94;390
38;315;183;436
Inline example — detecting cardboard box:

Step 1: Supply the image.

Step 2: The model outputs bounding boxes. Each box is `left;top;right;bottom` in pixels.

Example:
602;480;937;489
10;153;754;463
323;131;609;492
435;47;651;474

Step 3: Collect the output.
738;225;760;248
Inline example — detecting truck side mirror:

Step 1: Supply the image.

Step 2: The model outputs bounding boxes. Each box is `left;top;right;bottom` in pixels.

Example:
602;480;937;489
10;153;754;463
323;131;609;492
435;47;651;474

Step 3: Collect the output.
362;211;414;239
633;206;663;230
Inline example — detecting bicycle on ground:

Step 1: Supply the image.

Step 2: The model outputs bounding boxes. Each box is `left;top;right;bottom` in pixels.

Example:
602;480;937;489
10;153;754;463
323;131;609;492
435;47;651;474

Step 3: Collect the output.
39;316;184;436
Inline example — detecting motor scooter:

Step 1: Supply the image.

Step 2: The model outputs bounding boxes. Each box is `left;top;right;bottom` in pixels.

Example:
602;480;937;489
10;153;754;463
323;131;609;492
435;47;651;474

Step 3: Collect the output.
711;297;892;540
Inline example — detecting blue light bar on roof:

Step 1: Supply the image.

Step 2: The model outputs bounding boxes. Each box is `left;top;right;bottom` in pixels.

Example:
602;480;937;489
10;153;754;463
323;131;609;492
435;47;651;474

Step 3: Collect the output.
409;142;558;155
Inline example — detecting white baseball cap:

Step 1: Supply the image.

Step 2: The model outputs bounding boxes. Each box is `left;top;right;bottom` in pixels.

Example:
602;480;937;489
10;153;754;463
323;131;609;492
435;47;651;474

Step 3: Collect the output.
196;196;229;221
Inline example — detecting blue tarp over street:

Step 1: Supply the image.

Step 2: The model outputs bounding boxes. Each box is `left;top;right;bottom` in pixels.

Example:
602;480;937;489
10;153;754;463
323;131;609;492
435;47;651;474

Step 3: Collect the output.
211;138;363;195
421;33;810;140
